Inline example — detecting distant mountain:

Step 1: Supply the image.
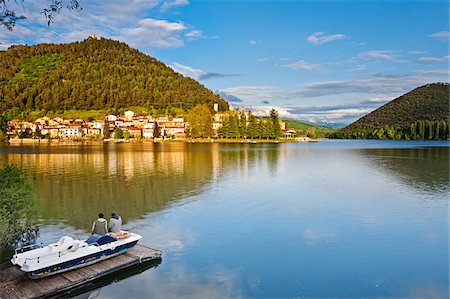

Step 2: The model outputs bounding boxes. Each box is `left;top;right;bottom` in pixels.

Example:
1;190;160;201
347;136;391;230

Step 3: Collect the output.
0;37;228;114
332;83;449;140
215;91;243;103
344;83;449;131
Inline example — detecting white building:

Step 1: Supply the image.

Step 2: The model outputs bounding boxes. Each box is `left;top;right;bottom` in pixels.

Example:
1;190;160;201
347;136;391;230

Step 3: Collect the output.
106;115;117;122
142;123;155;139
59;126;83;138
124;110;135;121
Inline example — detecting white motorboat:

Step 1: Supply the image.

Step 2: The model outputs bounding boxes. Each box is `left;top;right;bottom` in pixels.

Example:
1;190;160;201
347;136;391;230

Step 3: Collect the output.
11;231;142;279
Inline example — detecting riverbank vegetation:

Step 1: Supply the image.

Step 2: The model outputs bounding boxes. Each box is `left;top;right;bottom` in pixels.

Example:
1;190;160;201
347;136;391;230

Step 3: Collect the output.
0;165;37;248
330;119;449;140
283;120;336;139
216;109;282;139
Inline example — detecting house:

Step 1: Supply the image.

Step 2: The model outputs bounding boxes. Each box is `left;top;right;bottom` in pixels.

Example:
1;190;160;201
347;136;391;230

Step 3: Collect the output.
164;124;185;137
142;123;155;139
35;117;49;125
124;110;135;121
59;125;83;139
87;127;102;136
88;121;104;129
172;117;184;123
283;129;297;138
49;118;61;126
126;126;142;138
106;115;117;122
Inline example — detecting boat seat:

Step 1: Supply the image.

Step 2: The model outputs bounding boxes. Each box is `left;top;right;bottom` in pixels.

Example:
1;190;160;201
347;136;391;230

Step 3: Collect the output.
48;236;74;253
69;240;87;252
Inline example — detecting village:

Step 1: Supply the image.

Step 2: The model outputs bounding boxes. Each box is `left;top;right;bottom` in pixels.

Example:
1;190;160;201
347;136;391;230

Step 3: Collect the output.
5;106;300;142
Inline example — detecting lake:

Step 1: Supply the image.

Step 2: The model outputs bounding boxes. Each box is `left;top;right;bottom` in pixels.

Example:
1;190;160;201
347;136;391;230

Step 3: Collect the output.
0;140;448;298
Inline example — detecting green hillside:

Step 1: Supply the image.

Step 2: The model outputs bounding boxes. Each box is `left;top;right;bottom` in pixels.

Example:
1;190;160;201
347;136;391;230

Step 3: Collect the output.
283;120;336;138
345;83;449;130
332;83;449;140
0;37;228;115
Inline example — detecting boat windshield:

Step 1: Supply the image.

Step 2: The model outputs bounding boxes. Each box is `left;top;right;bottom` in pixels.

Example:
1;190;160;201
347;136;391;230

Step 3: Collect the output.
85;234;116;246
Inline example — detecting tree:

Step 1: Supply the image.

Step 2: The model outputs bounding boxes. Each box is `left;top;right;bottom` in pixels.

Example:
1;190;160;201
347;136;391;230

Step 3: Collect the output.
247;112;259;139
1;0;82;30
123;130;130;140
114;127;123;139
0;165;37;248
187;104;213;138
269;109;281;139
306;127;317;139
153;122;160;138
239;111;247;138
0;115;7;137
102;120;110;139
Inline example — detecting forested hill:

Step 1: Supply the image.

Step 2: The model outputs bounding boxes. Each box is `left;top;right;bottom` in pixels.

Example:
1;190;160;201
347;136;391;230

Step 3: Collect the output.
344;83;449;131
0;37;228;113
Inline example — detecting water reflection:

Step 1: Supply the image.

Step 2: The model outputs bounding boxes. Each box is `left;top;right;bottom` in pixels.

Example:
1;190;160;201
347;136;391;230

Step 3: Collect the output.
359;146;449;193
0;143;282;232
71;262;243;299
0;141;448;298
69;259;162;299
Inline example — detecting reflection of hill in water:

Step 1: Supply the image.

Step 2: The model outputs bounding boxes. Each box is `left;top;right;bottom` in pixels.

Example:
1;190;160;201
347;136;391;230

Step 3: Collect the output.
0;143;280;231
358;146;449;193
1;143;216;229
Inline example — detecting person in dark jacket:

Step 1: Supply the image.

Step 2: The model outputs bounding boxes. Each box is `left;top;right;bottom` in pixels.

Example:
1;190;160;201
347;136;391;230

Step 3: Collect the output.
91;213;108;235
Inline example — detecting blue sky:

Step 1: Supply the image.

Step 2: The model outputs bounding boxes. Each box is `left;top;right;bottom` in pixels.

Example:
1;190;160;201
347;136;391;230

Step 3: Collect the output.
1;0;448;126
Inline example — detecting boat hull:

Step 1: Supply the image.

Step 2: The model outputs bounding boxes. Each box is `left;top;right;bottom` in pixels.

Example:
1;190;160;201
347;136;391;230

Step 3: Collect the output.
28;240;138;279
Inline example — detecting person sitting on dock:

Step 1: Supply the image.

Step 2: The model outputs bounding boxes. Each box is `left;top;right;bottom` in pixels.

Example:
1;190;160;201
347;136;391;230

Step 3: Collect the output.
91;213;108;235
108;211;122;233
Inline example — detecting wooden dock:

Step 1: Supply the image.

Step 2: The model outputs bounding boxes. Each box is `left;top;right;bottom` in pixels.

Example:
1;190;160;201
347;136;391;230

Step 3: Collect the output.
0;244;162;299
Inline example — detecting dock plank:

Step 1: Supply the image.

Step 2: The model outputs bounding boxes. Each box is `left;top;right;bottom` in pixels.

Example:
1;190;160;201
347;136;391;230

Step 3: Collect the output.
0;244;162;299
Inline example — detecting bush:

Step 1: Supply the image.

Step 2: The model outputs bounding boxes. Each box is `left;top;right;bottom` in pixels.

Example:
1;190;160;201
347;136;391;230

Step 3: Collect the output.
0;165;37;248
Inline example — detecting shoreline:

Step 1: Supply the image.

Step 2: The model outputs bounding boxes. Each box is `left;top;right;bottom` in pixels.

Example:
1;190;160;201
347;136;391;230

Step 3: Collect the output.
4;137;317;145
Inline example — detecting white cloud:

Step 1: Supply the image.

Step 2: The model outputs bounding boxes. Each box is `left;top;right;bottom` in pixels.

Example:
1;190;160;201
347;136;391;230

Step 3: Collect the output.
429;31;449;41
415;69;449;76
293;76;438;98
0;43;13;51
170;62;238;80
257;56;274;62
160;0;190;11
170;62;206;79
249;105;373;125
358;50;408;63
220;86;283;102
121;18;187;49
249;40;257;45
281;60;321;71
408;50;427;55
344;64;367;72
417;56;448;63
185;30;204;40
0;0;202;51
307;32;345;45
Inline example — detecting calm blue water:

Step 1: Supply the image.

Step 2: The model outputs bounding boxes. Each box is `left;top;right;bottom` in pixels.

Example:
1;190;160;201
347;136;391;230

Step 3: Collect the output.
0;140;448;298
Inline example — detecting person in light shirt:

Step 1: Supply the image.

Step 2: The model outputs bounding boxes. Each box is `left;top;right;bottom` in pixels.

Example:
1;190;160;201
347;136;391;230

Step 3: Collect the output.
108;211;122;233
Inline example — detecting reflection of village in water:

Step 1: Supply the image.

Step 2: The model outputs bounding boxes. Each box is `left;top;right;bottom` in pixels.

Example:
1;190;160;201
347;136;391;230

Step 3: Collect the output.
0;143;284;230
